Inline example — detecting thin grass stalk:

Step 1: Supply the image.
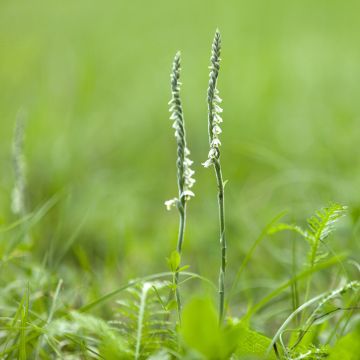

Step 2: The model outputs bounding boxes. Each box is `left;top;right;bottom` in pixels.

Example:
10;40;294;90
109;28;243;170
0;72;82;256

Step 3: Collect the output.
203;29;226;324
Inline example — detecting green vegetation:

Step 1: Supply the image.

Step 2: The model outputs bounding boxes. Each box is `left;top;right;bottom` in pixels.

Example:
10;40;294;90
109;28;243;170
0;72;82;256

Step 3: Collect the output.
1;0;360;358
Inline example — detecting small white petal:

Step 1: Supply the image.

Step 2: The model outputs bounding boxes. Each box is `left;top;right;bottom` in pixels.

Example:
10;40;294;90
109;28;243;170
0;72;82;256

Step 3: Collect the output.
185;177;196;187
170;112;178;121
212;125;222;135
214;113;223;123
214;95;222;103
214;104;223;113
208;148;217;158
181;190;195;199
211;138;221;147
202;158;213;168
164;198;178;210
184;158;193;166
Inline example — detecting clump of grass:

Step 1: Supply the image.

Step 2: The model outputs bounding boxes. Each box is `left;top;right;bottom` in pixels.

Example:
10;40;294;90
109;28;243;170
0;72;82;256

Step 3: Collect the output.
203;29;227;324
165;52;195;322
268;280;360;358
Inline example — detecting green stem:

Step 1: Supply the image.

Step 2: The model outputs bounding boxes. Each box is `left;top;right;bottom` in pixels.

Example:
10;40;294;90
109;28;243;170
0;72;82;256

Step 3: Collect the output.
214;159;226;325
300;242;318;324
175;199;186;324
177;199;186;254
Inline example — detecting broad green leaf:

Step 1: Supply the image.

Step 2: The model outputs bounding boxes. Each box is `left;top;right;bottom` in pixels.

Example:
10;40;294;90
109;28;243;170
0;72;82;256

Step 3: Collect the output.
328;331;360;360
181;298;221;358
235;326;277;359
181;298;241;359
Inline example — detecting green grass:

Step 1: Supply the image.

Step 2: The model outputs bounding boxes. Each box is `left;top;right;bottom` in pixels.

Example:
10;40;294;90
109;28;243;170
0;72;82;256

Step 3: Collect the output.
1;0;360;358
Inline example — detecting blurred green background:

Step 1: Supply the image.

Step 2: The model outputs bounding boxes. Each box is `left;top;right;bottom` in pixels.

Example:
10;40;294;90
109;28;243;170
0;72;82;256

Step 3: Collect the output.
1;0;360;314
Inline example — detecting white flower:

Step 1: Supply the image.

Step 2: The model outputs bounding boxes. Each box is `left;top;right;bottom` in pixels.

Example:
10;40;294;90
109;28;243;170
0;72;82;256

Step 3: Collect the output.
164;198;178;210
184;158;193;166
214;113;223;123
208;148;217;158
181;190;195;200
169;112;178;120
211;138;221;148
212;125;222;135
214;104;223;113
184;168;195;177
185;177;196;187
202;158;213;168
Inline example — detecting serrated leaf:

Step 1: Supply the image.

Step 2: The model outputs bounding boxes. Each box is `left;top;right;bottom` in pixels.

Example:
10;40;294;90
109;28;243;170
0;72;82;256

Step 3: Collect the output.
307;203;346;243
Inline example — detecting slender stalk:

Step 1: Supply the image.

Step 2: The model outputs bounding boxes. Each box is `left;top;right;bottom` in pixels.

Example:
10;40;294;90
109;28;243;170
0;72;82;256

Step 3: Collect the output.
175;200;186;322
166;52;195;324
203;29;227;325
176;200;186;254
214;159;226;324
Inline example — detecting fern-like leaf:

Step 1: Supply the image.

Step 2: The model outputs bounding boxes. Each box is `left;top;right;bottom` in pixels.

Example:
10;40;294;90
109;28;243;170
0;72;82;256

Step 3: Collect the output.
307;203;347;243
268;203;347;268
307;203;347;267
113;281;175;359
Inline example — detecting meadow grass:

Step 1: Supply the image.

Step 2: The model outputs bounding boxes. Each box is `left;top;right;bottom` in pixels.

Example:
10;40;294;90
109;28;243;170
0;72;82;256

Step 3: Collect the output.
1;3;360;357
0;30;360;360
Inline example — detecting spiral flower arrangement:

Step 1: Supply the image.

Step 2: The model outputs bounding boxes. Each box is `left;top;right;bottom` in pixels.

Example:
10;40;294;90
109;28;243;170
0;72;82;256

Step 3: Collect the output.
203;29;223;168
165;52;195;212
165;52;195;323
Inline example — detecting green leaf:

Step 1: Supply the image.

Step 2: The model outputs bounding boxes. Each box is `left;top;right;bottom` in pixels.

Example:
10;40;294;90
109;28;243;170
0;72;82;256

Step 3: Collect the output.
181;298;220;358
166;299;178;311
167;250;181;272
235;326;277;359
180;298;241;359
328;331;360;360
307;203;347;243
267;222;307;238
178;265;190;272
99;332;131;360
